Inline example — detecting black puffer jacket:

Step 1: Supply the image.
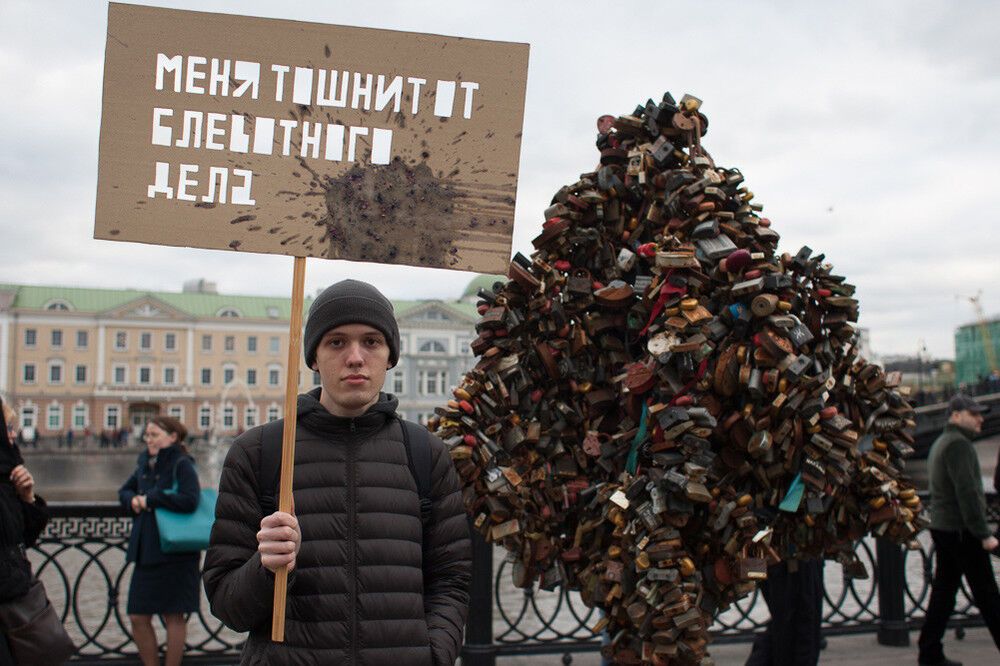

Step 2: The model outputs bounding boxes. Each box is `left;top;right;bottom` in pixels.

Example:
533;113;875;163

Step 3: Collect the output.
203;390;471;666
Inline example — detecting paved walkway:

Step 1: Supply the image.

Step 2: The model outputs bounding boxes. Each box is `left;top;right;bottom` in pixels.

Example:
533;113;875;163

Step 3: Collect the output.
487;626;998;665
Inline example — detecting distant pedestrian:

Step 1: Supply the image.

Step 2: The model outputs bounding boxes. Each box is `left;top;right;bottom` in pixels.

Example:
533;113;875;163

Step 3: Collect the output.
917;394;1000;666
745;556;824;666
65;429;74;450
994;443;1000;495
119;416;200;666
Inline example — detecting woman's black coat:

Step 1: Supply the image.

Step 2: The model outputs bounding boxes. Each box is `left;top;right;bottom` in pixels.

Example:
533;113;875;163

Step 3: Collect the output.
118;444;200;566
0;439;48;602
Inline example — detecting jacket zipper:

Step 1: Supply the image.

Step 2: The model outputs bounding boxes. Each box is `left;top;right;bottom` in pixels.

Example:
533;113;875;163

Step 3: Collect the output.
347;417;358;665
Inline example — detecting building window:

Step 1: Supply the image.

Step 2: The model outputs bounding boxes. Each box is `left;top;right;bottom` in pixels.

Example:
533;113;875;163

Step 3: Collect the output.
21;405;37;429
269;336;280;354
22;364;36;384
201;334;212;352
72;405;87;429
76;330;89;349
199;406;212;430
138;366;152;385
114;331;127;351
224;335;235;352
140;332;152;351
421;310;451;321
49;361;64;385
200;368;212;386
247;368;257;386
47;404;63;430
418;339;447;354
392;369;405;395
164;333;176;351
459;338;471;355
248;336;257;353
113;364;127;385
45;300;71;311
51;329;63;348
74;365;87;384
105;405;120;429
222;405;235;430
245;406;258;429
418;370;448;396
223;365;236;384
268;366;280;386
218;308;242;318
266;306;280;318
267;405;280;422
312;371;321;386
24;329;36;348
168;405;184;421
163;366;177;385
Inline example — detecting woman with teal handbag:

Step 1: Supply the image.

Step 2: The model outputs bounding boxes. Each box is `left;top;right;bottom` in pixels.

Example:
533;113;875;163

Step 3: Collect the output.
118;416;200;666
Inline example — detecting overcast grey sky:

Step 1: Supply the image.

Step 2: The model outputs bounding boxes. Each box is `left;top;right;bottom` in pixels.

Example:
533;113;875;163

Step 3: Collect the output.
1;0;998;359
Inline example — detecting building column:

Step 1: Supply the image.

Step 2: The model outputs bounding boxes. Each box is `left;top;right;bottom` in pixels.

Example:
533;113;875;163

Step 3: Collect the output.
186;327;195;387
97;324;106;384
0;314;9;393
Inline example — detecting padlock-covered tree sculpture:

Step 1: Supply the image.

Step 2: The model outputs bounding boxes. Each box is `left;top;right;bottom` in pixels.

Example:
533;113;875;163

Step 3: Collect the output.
430;93;925;665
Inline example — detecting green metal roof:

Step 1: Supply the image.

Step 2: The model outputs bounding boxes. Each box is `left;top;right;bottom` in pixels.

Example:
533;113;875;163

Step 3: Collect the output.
437;300;480;320
0;283;476;321
461;274;508;299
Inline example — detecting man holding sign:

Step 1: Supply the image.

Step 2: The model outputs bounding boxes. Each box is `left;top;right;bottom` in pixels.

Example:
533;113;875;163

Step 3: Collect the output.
94;7;527;660
204;279;471;665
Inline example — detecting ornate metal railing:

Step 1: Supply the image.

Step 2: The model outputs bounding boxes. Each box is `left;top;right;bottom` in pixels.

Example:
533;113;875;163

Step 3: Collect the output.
462;494;1000;664
28;503;242;665
22;496;999;664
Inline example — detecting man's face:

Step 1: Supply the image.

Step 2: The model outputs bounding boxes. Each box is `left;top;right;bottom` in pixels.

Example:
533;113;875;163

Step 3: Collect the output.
952;409;985;434
313;324;391;417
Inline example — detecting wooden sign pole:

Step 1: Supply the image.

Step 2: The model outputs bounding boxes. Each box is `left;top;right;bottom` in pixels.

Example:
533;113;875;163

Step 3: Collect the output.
272;256;307;642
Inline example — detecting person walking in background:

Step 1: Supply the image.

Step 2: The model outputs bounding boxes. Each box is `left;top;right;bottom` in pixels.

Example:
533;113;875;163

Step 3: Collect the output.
0;399;53;664
917;394;1000;666
119;417;200;666
745;557;825;666
994;440;999;494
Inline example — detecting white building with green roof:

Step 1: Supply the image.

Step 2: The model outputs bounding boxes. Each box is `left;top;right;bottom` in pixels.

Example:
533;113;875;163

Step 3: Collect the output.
0;279;485;442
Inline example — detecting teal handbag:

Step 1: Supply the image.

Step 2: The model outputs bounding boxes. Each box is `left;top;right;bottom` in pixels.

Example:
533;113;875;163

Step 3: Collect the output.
154;459;217;553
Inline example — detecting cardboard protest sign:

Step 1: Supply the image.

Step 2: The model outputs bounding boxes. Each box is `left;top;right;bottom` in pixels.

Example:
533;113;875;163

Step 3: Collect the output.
95;3;529;273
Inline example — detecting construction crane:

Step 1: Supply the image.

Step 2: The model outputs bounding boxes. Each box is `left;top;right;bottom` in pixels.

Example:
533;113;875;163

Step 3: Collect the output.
956;290;999;376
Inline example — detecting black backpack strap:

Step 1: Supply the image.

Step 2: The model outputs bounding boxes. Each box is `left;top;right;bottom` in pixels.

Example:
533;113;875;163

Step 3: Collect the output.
398;416;433;532
257;415;432;529
256;420;285;516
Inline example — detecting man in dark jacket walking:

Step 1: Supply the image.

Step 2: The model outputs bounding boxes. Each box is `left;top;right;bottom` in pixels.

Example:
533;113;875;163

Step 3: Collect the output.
204;279;472;665
917;394;1000;666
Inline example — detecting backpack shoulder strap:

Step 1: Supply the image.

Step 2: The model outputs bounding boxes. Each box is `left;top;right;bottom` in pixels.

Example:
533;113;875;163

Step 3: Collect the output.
256;420;285;516
398;417;433;530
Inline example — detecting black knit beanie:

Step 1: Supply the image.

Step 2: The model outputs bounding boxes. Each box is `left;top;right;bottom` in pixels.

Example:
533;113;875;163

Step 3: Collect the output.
304;279;400;368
